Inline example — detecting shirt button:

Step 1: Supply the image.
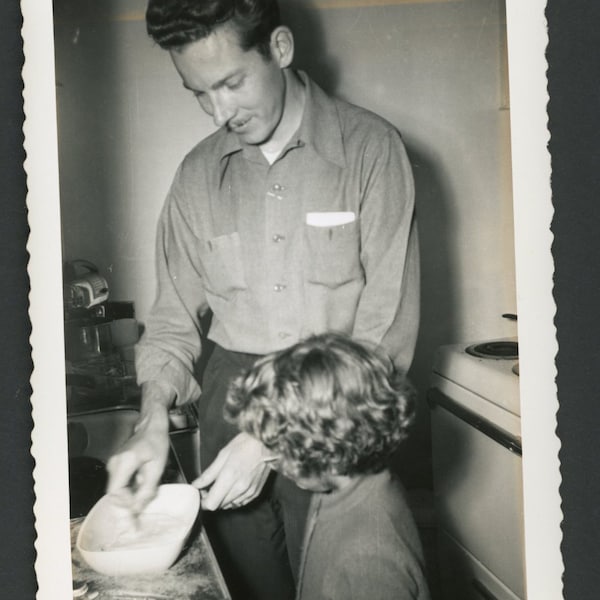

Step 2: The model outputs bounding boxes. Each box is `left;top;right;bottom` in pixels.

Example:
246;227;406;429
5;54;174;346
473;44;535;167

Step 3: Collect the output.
273;284;287;292
272;183;284;192
278;332;291;339
272;234;286;243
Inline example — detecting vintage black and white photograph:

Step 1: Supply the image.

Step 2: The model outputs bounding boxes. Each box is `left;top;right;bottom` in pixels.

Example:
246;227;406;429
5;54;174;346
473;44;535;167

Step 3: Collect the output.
24;0;561;598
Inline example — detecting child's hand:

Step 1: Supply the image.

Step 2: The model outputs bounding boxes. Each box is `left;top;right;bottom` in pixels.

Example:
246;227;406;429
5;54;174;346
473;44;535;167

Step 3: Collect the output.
192;432;272;511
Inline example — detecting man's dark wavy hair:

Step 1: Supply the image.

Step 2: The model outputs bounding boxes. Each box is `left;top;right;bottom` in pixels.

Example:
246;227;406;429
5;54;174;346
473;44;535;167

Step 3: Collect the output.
146;0;281;57
225;333;417;481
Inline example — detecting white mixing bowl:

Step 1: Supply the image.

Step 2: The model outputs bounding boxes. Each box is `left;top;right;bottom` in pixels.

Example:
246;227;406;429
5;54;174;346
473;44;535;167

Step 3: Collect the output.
77;483;200;576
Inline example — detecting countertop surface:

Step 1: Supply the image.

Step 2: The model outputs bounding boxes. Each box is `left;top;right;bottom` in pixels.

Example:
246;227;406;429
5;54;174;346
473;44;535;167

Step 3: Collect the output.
71;518;231;600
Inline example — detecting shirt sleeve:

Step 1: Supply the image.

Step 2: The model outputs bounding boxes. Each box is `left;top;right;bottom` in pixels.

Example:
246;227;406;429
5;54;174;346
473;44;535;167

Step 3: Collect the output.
134;165;208;405
352;128;420;372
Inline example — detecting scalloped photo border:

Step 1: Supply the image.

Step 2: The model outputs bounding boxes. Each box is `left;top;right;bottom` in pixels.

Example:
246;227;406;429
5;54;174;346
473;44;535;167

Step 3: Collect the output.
23;1;561;598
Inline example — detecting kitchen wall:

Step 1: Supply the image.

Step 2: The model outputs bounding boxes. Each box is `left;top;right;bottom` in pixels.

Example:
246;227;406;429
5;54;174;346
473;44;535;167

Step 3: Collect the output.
54;0;516;487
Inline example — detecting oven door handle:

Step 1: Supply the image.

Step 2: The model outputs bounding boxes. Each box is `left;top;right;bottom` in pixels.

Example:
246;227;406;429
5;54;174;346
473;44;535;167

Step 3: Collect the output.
428;388;522;456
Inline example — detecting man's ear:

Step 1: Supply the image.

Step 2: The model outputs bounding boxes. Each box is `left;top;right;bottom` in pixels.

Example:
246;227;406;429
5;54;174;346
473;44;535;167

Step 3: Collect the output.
270;26;294;68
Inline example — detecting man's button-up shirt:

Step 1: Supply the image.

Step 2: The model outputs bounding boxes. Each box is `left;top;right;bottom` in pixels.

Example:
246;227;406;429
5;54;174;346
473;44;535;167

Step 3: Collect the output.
136;72;419;404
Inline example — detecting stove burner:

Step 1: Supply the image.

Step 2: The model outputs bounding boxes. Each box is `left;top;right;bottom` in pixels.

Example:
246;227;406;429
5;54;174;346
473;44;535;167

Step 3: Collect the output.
465;341;518;360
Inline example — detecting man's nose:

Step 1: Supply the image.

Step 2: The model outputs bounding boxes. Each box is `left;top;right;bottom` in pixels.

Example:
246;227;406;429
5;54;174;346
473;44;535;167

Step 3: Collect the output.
211;95;236;128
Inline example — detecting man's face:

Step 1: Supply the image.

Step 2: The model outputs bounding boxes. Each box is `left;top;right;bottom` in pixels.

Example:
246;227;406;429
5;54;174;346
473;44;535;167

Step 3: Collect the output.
170;25;287;146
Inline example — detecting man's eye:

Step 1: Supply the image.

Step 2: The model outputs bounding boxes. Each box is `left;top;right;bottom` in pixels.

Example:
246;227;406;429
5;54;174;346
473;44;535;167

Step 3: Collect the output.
227;79;244;90
193;90;205;98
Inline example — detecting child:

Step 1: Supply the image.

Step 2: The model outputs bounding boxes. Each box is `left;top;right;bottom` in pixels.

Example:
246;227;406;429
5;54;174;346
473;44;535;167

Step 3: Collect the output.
225;333;431;600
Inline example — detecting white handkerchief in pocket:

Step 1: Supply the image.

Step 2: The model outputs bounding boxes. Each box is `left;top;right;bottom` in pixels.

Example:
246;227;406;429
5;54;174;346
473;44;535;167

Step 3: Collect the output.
305;211;356;228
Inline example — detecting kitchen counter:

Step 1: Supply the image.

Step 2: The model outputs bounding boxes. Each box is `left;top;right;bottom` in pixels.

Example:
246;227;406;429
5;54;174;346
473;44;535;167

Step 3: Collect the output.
67;381;216;598
71;517;231;599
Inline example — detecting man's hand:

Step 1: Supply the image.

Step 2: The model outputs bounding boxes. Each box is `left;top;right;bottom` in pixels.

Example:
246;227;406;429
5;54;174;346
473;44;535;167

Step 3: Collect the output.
106;382;172;515
192;432;273;511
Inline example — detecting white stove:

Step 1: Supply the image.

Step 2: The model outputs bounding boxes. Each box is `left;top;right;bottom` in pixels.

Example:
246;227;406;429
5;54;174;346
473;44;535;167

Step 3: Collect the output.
429;338;526;600
430;338;521;439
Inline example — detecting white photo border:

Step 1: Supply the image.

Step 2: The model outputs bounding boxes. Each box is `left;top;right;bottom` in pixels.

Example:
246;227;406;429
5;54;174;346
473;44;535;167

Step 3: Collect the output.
24;0;562;597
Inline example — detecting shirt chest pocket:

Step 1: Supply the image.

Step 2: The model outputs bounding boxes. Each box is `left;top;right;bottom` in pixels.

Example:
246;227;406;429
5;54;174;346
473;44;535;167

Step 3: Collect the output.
197;232;248;299
304;221;363;287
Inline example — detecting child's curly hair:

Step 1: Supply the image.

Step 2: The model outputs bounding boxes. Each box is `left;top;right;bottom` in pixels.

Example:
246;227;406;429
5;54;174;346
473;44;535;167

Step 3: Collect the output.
224;333;416;480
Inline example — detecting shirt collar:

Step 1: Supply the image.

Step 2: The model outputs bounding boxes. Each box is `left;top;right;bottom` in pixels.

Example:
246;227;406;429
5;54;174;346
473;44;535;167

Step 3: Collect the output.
293;71;346;168
217;70;346;169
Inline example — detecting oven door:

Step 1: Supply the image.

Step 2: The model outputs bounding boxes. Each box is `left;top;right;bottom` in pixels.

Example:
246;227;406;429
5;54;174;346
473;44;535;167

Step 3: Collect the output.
429;388;526;600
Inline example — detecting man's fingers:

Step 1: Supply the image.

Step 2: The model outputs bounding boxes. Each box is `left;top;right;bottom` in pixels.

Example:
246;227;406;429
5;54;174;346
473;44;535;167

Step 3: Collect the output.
194;434;273;510
192;453;225;490
105;450;138;495
106;444;165;512
208;464;272;510
130;484;157;514
217;480;254;509
199;472;239;510
219;465;268;506
199;463;259;510
130;462;162;512
230;467;271;507
106;487;136;509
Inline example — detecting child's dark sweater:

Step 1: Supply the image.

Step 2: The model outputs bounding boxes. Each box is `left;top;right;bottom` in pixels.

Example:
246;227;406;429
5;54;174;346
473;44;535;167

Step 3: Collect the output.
296;470;431;600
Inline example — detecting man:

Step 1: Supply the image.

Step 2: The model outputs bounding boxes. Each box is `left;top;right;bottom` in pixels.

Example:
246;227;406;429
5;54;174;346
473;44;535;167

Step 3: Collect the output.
106;1;420;598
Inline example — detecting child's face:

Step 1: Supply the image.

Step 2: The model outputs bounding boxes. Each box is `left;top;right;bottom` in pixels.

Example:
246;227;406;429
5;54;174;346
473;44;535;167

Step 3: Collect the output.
273;459;339;492
293;475;336;493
